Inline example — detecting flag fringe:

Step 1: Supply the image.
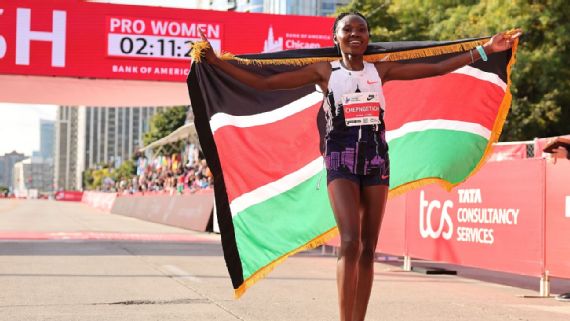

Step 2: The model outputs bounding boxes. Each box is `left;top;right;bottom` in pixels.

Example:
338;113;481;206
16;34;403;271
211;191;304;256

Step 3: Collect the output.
388;178;454;199
387;38;518;198
234;227;339;299
190;39;490;66
190;41;211;63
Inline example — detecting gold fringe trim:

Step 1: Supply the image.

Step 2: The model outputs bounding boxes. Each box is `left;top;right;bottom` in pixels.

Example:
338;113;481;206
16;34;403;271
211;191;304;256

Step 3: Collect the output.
387;38;519;199
363;39;488;64
189;41;211;63
193;39;490;66
234;227;339;299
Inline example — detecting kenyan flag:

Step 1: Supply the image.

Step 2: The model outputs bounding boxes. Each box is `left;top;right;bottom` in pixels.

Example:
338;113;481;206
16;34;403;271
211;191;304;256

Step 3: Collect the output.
187;38;517;297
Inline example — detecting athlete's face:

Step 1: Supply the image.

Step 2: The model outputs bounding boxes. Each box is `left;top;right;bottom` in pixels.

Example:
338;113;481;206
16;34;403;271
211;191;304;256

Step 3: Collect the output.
334;15;369;56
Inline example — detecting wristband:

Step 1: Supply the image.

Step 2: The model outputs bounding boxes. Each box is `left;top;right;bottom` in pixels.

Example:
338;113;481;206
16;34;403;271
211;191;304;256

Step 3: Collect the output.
476;45;488;62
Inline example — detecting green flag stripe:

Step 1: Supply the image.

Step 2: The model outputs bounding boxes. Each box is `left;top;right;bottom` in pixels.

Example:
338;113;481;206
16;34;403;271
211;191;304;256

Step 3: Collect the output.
233;170;335;279
389;129;488;189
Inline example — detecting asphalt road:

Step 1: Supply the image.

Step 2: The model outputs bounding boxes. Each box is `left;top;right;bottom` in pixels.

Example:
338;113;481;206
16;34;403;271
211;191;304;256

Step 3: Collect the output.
0;199;568;321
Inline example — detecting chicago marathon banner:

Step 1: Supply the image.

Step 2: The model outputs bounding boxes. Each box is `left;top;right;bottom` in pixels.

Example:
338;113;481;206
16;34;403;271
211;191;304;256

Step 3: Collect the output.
187;37;518;297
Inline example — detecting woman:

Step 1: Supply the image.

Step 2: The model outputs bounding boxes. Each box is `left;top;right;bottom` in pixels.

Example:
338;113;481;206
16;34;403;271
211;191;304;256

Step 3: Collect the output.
198;12;520;321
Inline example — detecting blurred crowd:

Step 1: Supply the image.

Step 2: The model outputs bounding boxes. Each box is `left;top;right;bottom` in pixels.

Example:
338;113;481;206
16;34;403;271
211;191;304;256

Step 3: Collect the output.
101;144;213;195
117;158;213;195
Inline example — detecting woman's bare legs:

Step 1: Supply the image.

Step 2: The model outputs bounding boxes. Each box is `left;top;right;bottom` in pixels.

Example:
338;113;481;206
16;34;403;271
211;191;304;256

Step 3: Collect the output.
352;185;388;321
328;179;361;321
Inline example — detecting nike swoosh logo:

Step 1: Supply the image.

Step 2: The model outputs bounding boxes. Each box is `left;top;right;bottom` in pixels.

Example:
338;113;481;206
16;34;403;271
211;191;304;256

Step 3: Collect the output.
367;80;378;85
381;175;389;179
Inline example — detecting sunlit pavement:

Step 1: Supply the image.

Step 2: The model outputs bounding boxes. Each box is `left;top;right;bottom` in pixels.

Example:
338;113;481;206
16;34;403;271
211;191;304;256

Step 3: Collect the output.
0;199;568;321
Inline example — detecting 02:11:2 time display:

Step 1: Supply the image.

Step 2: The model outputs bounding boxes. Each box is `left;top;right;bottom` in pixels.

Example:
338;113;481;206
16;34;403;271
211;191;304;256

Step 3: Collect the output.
108;34;195;60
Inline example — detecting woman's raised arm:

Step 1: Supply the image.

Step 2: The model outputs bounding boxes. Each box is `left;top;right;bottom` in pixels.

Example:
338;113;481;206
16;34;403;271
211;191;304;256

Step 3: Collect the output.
377;29;522;83
198;29;330;91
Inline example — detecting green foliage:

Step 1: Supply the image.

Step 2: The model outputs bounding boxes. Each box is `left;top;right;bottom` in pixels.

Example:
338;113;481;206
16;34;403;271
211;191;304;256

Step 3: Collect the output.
112;160;136;182
89;168;112;190
143;106;189;154
0;186;8;194
340;0;570;141
82;168;94;190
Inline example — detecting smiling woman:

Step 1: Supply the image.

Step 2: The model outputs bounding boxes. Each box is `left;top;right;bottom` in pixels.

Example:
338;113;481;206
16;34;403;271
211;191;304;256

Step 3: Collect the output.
194;10;520;321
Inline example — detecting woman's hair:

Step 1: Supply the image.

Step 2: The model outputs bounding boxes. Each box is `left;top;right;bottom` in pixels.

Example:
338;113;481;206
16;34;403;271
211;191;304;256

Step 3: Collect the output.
332;11;370;38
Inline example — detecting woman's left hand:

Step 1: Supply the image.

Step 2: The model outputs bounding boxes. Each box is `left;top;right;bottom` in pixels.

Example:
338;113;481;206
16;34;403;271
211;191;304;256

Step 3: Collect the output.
484;29;523;54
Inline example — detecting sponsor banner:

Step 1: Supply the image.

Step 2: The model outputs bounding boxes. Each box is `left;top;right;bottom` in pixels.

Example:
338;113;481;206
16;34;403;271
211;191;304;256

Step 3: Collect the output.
404;159;545;276
111;192;214;232
488;142;528;162
54;190;83;202
0;0;333;82
545;159;570;278
81;191;116;211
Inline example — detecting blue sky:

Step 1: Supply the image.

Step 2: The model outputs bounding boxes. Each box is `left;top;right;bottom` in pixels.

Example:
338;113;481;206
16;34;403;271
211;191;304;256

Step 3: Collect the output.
0;104;56;156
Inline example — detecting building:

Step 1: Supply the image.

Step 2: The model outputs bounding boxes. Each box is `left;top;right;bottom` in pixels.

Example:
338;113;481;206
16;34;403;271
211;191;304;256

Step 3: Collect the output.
12;158;53;197
54;106;165;190
233;0;350;16
234;0;264;12
0;151;26;190
39;119;55;161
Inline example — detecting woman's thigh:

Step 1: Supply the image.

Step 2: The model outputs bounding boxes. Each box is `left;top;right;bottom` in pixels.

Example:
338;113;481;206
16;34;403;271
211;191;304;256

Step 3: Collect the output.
359;184;389;245
327;178;361;240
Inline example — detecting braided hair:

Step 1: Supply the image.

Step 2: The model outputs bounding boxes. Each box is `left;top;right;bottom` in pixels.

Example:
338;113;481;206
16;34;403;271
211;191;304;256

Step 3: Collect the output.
332;11;370;38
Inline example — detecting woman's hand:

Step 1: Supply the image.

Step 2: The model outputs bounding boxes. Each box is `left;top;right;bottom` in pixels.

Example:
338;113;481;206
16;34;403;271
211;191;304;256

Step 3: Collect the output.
484;29;522;54
553;146;569;160
197;28;220;65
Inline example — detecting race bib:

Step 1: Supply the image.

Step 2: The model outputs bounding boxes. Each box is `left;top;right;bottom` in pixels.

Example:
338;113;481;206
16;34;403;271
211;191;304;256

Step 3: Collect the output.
342;92;381;127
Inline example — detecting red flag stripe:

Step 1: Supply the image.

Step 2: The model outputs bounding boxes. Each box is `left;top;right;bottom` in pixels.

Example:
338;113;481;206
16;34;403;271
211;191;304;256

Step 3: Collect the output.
213;102;322;203
384;73;505;131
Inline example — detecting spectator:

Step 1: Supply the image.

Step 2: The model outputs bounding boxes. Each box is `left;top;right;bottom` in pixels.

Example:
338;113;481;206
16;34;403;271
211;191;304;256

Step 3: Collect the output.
552;145;569;163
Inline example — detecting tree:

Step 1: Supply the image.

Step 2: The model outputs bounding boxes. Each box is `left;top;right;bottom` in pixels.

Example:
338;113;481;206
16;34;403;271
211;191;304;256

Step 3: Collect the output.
112;160;136;182
82;168;94;190
143;106;189;154
339;0;570;141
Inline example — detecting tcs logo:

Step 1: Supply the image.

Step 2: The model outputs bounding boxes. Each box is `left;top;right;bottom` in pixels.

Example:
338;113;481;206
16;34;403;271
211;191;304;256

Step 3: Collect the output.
419;191;454;240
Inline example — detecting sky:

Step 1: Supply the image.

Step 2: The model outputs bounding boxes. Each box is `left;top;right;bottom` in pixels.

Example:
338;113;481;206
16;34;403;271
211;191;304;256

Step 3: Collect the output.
0;104;56;157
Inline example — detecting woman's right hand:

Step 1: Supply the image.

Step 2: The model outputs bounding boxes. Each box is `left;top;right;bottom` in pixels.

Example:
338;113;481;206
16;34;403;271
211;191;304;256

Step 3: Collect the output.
198;28;220;65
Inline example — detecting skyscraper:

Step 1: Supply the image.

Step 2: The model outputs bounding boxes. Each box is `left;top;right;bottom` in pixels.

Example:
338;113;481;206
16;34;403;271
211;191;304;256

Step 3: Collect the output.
39;119;55;161
0;151;26;190
54;106;165;190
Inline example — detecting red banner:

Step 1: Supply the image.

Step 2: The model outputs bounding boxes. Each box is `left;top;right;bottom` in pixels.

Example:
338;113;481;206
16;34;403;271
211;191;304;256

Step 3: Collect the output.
545;159;570;278
54;190;83;202
488;142;528;162
404;159;545;277
111;192;214;232
81;191;116;211
0;0;334;82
